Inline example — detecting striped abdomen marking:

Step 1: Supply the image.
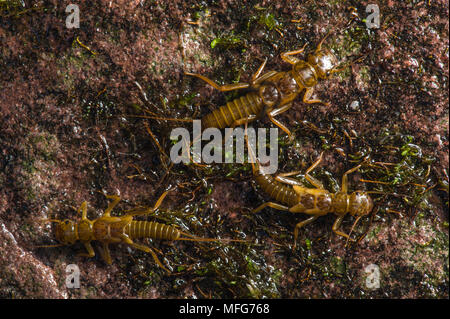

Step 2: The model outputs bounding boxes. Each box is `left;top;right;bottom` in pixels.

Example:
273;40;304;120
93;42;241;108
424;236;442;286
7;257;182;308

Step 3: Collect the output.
202;92;263;129
255;174;299;207
125;221;180;241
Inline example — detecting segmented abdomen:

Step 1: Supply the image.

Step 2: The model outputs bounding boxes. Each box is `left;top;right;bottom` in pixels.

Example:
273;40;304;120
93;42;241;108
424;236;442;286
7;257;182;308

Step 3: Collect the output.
202;92;263;129
255;174;299;207
125;221;180;240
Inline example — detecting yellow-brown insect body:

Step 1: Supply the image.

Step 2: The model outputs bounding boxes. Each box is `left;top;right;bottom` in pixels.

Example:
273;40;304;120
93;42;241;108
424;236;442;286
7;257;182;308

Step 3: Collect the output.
53;216;182;245
190;36;339;136
331;191;374;217
91;215;131;244
125;221;181;241
45;193;230;272
255;172;299;208
258;177;372;218
201;70;305;130
54;219;79;245
290;186;334;216
202;91;263;129
255;170;334;216
251;152;373;245
289;186;373;219
202;67;317;129
307;48;339;80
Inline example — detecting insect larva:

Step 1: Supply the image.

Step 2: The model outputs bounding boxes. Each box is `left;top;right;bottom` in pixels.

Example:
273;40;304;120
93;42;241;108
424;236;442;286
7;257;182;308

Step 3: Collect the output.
41;192;243;273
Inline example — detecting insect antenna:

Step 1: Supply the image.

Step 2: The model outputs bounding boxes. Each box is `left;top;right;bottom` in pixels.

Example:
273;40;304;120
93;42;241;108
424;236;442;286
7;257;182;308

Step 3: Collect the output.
177;231;247;244
131;81;195;123
33;219;65;248
123;114;194;122
332;51;370;75
34;243;65;248
39;218;64;224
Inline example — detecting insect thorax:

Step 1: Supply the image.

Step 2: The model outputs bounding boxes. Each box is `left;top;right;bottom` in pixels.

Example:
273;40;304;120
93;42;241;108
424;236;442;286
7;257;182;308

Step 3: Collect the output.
292;61;318;88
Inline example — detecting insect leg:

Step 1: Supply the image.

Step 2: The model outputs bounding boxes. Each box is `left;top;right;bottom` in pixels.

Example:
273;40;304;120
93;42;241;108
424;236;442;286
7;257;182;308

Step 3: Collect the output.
267;103;293;136
231;114;258;126
302;88;330;106
304;152;325;189
252;71;278;85
251;58;268;82
77;201;88;219
129;242;170;274
340;164;362;193
78;242;95;258
104;195;121;217
151;190;169;211
253;202;290;214
277;170;303;177
125;191;169;217
280;43;308;65
267;115;291;136
332;215;354;241
101;242;112;264
275;175;304;186
268;103;294;117
293;215;319;249
250;58;278;85
346;216;363;247
184;72;250;92
182;133;209;168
